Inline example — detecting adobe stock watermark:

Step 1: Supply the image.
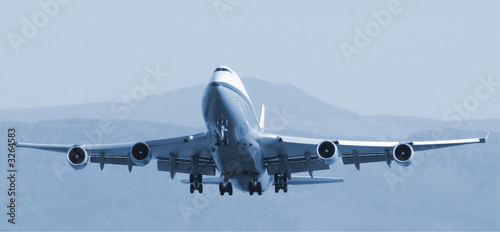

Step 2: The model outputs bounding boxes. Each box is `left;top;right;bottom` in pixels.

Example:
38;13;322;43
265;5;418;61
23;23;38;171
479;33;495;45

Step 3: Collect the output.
7;0;70;54
213;0;243;21
443;74;500;129
383;74;499;192
51;65;168;182
267;106;296;133
178;185;219;224
339;0;404;64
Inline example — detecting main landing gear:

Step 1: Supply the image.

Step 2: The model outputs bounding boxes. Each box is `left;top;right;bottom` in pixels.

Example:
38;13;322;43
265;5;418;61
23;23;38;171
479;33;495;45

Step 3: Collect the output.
248;182;263;196
274;173;288;193
273;155;290;193
219;182;233;196
189;173;203;194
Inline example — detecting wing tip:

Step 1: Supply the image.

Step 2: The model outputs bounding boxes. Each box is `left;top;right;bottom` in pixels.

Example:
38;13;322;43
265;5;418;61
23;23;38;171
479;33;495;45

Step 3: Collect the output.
480;132;490;143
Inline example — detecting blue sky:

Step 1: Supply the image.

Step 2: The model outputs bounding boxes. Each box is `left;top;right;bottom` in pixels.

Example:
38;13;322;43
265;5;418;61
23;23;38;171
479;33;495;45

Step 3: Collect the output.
1;0;499;120
0;2;498;230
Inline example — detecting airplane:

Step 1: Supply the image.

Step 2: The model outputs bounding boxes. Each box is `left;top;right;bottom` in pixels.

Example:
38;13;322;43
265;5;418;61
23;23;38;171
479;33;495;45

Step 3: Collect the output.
16;65;488;196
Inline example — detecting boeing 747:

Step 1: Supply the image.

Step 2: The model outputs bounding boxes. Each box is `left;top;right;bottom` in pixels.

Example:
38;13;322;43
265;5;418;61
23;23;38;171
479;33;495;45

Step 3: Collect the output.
16;66;487;195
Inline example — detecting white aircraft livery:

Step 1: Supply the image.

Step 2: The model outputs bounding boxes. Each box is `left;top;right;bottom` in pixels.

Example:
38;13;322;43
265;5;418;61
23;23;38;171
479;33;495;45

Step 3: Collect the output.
16;66;488;195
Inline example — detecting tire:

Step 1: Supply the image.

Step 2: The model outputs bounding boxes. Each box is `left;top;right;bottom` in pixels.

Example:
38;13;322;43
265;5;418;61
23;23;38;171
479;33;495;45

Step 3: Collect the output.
190;184;195;194
189;174;194;183
198;184;203;194
275;184;279;193
283;183;288;193
248;182;253;196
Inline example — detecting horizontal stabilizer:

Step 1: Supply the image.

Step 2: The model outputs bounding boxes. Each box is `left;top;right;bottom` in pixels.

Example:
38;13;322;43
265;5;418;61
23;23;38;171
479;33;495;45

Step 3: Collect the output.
180;177;223;185
284;176;344;185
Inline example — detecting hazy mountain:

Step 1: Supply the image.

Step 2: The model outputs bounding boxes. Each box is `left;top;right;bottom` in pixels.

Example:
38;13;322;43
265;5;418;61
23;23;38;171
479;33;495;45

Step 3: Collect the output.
1;78;496;139
0;79;498;231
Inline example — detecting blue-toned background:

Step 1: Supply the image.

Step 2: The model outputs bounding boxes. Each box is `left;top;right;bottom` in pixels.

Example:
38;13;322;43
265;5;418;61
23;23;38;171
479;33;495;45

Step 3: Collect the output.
1;0;499;231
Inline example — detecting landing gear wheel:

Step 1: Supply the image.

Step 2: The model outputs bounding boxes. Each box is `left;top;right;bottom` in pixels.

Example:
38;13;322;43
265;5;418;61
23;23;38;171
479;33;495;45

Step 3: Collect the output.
256;182;262;195
189;174;194;183
190;184;195;194
228;183;233;196
275;184;279;193
219;183;224;196
198;184;203;194
248;182;254;196
283;183;288;193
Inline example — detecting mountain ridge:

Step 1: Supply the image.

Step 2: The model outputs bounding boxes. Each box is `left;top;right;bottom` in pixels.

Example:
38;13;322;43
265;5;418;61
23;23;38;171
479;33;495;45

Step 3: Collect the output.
1;78;497;138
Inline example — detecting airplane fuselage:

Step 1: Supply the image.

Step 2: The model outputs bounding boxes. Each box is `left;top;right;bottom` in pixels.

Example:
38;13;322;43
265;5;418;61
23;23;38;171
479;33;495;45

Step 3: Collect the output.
202;66;271;192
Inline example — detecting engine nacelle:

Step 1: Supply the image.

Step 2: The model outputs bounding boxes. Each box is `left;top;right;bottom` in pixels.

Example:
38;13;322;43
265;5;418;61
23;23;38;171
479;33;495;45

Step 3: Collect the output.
130;142;151;166
393;143;414;167
316;141;339;165
67;146;89;170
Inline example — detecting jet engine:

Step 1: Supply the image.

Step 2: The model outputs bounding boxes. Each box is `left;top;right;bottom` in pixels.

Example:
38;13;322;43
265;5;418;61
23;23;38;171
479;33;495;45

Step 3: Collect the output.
67;146;89;170
130;142;151;166
393;143;414;167
316;141;339;165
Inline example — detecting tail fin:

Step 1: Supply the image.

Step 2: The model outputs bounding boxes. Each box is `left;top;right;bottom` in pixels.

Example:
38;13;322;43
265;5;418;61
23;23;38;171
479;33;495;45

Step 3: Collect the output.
259;104;265;132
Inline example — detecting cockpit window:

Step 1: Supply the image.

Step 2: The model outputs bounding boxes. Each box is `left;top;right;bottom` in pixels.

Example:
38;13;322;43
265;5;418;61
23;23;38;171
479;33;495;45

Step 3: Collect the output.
215;68;232;74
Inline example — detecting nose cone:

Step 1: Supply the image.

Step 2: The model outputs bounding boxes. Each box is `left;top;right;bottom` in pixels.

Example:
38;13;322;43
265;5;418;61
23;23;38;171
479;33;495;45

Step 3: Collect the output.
211;65;239;83
209;65;251;103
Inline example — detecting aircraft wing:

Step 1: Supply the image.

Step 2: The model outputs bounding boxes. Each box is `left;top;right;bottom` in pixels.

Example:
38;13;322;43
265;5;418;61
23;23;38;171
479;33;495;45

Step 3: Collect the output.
260;135;329;177
336;136;486;169
16;132;216;177
260;133;487;175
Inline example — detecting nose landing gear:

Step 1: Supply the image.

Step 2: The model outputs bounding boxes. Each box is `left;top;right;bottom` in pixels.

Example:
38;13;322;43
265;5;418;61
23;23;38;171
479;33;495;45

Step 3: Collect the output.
215;118;228;146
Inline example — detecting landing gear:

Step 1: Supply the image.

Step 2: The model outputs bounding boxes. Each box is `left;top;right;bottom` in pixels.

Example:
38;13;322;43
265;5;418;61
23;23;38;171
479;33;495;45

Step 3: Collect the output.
216;134;228;146
189;173;203;194
215;118;229;146
273;155;290;193
219;182;233;196
189;156;204;194
274;173;288;193
248;182;262;196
